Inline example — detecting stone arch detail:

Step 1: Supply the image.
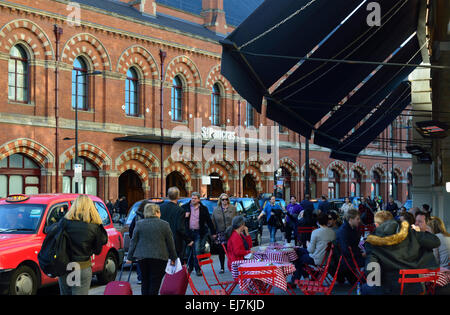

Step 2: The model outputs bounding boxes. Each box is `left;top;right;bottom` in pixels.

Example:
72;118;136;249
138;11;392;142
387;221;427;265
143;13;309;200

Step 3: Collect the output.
350;161;368;177
116;45;159;80
0;19;54;59
116;147;160;173
118;161;149;188
164;162;192;184
301;159;325;177
61;33;111;70
241;165;263;192
327;161;347;177
164;55;201;88
279;157;299;176
60;143;112;170
371;163;386;177
0;138;54;168
205;64;232;92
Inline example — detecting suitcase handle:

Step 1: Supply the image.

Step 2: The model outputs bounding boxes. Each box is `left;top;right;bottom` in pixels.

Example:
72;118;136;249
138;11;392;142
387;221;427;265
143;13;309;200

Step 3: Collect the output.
118;261;134;282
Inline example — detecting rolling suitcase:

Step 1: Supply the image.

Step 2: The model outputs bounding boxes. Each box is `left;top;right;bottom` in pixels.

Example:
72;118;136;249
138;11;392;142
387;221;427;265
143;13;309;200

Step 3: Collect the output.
159;264;189;295
103;262;134;295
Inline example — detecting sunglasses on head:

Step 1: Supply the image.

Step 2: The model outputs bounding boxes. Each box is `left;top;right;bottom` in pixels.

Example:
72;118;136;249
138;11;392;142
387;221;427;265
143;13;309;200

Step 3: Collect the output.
221;198;229;201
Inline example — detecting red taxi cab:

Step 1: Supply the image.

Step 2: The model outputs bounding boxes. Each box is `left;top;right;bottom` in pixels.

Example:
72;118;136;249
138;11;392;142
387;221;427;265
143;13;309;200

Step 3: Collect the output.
0;194;124;295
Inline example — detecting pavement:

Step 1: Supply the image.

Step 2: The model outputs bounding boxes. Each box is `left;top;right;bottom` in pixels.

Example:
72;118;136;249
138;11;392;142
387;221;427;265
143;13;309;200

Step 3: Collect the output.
86;225;355;296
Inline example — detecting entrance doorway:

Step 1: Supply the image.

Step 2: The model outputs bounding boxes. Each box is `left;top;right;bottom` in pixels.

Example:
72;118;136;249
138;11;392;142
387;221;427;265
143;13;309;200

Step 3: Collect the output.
207;172;224;197
243;174;257;198
119;170;144;213
166;171;187;197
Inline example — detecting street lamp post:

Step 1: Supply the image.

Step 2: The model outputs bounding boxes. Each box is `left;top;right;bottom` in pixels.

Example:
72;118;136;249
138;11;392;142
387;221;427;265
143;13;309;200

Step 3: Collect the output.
159;49;166;198
67;70;102;193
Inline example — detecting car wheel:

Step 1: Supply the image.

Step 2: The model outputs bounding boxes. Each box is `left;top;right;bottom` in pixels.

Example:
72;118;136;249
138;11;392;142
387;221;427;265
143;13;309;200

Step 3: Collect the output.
9;265;38;295
97;252;118;285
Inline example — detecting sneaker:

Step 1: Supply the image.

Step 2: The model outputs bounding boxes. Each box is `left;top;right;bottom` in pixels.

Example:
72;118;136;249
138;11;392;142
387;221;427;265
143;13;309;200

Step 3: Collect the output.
219;269;225;274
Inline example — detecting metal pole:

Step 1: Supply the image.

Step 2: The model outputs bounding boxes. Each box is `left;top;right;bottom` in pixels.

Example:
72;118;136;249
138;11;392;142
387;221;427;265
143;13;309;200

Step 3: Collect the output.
305;138;310;197
53;25;62;193
298;133;301;199
159;49;166;198
238;99;241;197
75;84;79;194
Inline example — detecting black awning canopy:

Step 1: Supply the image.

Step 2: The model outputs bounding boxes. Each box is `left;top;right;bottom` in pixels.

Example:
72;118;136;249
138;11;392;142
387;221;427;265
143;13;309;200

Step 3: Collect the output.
221;0;422;161
221;0;368;112
330;81;412;162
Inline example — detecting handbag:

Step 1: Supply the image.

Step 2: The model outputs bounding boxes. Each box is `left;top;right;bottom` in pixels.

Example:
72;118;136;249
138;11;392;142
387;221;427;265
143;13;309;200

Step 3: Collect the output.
165;258;182;275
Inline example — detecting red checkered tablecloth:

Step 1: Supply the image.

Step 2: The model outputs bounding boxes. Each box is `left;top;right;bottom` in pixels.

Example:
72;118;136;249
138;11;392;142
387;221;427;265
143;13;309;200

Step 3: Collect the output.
231;260;296;293
253;248;298;263
423;267;450;287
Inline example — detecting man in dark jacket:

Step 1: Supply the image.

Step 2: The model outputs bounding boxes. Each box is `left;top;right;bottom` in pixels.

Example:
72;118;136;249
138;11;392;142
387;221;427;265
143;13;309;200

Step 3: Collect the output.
336;209;365;284
384;196;399;216
160;187;193;262
318;195;330;215
362;211;440;295
182;192;216;276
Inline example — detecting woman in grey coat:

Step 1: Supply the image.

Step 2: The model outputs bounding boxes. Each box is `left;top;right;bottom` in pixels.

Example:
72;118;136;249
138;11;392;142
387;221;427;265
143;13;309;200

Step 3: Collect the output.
212;193;238;273
127;203;177;295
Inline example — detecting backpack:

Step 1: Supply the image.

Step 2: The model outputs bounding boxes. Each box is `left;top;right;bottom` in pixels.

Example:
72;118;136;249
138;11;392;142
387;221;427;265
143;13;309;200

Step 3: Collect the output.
38;219;72;278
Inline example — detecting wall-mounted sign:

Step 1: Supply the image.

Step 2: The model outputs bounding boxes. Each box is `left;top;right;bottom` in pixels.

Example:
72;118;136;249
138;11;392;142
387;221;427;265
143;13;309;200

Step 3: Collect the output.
201;127;236;141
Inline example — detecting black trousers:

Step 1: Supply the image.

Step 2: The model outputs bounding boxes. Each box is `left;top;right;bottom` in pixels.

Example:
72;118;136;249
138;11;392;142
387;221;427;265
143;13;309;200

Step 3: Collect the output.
138;258;167;295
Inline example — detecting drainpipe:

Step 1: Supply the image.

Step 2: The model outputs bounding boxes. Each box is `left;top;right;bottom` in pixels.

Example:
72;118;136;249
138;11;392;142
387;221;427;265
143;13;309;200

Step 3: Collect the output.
159;49;166;197
53;25;63;193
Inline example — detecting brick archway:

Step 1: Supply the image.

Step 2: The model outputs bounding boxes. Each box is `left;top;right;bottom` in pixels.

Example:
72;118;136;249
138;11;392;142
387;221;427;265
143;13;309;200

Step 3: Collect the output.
61;33;111;70
0;19;54;60
0;138;54;168
116;45;159;80
205;64;232;93
60;143;111;171
164;55;201;88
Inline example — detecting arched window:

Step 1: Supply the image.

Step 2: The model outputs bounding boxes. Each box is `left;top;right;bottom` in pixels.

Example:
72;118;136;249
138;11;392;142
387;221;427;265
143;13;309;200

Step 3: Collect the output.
351;170;361;197
125;68;139;116
407;172;412;199
246;103;254;127
0;154;40;197
211;84;221;126
8;45;29;103
62;157;99;196
72;57;88;110
328;169;340;199
171;76;183;121
371;171;381;199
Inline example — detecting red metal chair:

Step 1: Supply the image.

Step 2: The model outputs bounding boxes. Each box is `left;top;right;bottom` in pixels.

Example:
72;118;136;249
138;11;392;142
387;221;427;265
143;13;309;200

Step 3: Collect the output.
398;268;440;295
186;266;226;295
237;265;277;295
296;255;343;295
303;242;334;285
342;246;367;294
196;252;237;295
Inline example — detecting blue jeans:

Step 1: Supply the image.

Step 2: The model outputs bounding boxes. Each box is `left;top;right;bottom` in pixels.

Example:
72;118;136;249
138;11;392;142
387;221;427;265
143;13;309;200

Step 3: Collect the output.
187;230;205;273
268;225;277;243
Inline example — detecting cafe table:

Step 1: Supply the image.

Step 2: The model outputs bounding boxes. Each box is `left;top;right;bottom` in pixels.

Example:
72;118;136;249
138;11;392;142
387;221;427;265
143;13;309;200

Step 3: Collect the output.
231;259;296;293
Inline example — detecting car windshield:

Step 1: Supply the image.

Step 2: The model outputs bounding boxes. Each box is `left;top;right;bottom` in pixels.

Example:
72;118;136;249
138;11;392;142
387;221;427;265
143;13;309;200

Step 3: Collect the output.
0;204;46;233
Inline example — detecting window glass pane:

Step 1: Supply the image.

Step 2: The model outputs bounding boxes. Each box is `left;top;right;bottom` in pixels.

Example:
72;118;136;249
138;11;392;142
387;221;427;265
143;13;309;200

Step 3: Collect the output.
8;86;15;100
84;159;97;171
25;176;39;185
8;71;15;85
95;201;111;226
24;156;38;169
9;154;23;168
8;60;16;73
63;176;71;193
0;158;7;168
25;186;39;195
9;175;23;195
0;175;7;198
85;177;97;196
16;62;26;74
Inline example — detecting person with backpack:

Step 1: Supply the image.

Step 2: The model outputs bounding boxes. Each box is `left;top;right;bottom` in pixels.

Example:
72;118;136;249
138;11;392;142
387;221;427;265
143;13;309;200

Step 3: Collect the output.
58;195;108;295
258;195;285;243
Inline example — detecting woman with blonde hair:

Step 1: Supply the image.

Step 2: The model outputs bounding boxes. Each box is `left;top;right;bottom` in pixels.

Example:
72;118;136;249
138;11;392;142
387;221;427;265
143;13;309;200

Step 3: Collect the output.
429;216;450;268
212;193;237;273
59;195;108;295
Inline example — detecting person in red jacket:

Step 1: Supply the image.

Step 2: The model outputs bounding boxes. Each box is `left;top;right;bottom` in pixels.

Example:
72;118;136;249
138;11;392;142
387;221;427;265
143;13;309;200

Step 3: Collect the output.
226;216;253;271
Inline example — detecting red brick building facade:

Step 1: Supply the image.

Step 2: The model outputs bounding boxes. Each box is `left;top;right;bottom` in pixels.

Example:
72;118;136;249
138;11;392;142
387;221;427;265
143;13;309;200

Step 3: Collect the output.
0;0;412;208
